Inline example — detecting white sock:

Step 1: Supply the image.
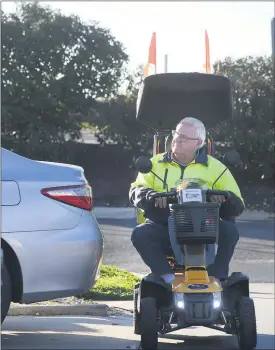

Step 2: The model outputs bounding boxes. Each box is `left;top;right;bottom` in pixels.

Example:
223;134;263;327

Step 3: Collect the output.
161;273;175;284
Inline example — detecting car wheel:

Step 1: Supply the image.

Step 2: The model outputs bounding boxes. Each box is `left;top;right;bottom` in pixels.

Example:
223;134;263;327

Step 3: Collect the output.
1;259;12;323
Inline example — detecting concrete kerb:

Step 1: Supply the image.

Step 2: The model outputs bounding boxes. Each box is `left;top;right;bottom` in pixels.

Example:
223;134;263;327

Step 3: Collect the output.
8;271;143;317
8;303;109;317
94;207;275;221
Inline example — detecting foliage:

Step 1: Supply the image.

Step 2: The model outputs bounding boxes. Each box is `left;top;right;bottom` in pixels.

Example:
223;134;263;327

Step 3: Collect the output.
213;56;274;184
1;2;128;159
82;264;141;300
86;65;154;154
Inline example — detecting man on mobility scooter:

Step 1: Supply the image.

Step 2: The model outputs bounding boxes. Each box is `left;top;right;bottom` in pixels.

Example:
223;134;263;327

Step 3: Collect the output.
129;72;257;350
130;116;243;285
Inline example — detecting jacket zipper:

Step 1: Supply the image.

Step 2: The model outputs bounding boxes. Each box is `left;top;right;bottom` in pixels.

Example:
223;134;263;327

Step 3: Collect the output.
163;169;168;189
180;166;185;180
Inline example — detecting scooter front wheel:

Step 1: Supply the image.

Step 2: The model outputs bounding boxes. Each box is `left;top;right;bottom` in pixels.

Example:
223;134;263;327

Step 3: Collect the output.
133;287;140;334
140;297;158;350
236;296;257;350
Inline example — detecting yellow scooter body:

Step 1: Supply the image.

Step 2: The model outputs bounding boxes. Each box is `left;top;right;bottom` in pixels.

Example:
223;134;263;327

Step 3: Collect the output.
171;265;223;294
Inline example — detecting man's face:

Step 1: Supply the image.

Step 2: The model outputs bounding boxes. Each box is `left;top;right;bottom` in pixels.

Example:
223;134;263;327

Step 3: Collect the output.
171;123;202;155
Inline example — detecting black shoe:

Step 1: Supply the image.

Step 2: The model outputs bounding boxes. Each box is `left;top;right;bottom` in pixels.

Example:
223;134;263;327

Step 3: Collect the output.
144;273;172;291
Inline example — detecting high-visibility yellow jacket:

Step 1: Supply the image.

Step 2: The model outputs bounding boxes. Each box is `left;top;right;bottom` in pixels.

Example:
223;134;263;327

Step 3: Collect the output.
129;150;244;224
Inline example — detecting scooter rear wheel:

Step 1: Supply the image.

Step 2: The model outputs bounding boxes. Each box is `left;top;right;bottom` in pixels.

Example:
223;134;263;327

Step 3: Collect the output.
236;296;257;350
140;297;158;350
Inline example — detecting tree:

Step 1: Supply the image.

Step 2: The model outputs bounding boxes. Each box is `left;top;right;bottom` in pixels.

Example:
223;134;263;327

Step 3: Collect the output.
1;2;128;160
87;64;154;155
213;56;274;185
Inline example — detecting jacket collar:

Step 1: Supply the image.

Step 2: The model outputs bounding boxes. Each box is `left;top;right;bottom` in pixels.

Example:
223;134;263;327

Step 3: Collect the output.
158;149;208;166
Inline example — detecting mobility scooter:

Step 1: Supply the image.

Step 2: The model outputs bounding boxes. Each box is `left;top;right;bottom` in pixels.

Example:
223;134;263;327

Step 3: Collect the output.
132;72;257;350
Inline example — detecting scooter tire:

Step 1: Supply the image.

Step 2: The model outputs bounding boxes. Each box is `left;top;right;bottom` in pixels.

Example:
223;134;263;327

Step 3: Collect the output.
133;288;140;335
140;297;158;350
236;296;257;350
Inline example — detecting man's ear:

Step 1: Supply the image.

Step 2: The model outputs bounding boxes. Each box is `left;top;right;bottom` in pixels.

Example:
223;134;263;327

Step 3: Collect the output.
197;139;203;147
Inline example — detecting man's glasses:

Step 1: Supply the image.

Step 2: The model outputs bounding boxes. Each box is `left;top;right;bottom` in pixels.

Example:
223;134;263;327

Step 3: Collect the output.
172;130;199;142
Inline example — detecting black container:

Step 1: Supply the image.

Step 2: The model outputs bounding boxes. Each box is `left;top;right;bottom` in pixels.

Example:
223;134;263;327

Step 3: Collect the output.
170;202;220;245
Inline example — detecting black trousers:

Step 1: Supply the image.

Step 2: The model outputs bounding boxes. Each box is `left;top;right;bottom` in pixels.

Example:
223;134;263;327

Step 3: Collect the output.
131;219;239;280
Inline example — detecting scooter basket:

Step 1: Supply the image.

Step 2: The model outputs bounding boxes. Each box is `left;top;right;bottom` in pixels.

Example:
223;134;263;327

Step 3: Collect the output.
170;203;220;244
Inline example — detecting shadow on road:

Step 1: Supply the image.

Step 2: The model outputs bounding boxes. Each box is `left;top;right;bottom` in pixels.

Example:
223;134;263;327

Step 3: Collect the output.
2;315;274;350
2;333;136;350
1;315;136;349
158;333;274;349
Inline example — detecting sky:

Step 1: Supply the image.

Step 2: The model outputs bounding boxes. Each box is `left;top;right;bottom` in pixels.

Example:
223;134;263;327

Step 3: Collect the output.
2;1;275;73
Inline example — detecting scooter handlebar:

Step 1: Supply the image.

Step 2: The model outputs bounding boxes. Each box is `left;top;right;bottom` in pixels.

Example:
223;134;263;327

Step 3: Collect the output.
147;191;178;204
206;190;231;200
147;189;231;202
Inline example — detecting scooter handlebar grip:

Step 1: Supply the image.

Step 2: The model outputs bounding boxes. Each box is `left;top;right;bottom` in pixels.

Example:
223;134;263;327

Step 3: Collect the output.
206;190;231;200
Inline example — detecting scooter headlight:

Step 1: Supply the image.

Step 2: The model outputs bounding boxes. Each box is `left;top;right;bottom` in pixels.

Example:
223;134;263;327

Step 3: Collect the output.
174;293;185;309
213;291;222;309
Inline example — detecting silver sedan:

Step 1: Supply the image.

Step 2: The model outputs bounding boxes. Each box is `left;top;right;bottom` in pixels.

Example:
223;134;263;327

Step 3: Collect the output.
1;147;104;323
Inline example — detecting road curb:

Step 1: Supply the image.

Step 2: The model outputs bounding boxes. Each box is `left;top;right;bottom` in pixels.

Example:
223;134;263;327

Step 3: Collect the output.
8;303;109;317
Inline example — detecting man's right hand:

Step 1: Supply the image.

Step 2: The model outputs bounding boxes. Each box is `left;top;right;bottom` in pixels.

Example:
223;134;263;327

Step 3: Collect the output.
145;190;168;208
154;197;168;208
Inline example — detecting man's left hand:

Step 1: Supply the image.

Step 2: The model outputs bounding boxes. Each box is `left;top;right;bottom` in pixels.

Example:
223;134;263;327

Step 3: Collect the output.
210;195;226;203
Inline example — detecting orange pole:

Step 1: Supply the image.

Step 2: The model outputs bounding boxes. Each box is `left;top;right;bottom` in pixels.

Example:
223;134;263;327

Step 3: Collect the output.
205;30;211;73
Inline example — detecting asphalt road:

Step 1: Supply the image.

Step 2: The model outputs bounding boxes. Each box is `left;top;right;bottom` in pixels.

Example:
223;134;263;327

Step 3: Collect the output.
99;218;275;282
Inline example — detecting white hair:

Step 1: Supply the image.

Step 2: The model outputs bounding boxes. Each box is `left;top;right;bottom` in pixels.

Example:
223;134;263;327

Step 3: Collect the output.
178;117;206;149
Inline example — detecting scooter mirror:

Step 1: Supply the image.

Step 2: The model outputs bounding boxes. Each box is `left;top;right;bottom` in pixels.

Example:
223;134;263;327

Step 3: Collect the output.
135;156;153;174
223;150;242;167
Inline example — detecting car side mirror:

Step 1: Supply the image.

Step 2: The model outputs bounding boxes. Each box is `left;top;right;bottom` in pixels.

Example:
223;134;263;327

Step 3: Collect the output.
135;156;152;174
223;150;242;168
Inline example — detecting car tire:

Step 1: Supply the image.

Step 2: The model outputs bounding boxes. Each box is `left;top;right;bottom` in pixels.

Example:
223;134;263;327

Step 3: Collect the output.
1;259;12;323
236;296;257;350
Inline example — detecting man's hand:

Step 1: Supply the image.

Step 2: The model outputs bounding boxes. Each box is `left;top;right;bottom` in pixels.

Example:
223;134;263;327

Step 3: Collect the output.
154;197;168;208
210;195;226;203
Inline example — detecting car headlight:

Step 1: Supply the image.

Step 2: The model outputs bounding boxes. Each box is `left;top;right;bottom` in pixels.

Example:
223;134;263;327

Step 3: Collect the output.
213;291;222;309
174;293;185;309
